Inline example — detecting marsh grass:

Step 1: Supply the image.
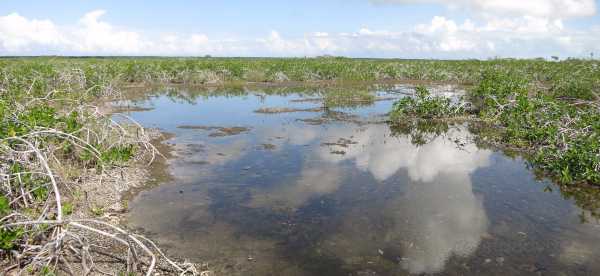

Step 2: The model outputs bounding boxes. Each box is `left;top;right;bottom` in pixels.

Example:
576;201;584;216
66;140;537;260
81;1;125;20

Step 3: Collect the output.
390;68;599;185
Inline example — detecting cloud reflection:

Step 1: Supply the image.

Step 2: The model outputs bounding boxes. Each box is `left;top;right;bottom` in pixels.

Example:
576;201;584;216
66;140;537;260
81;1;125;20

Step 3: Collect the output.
249;164;343;209
320;125;490;182
314;125;492;274
251;123;491;273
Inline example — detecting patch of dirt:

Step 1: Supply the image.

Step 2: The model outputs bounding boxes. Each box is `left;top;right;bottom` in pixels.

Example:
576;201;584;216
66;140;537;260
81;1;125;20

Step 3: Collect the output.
209;127;251;137
35;130;189;276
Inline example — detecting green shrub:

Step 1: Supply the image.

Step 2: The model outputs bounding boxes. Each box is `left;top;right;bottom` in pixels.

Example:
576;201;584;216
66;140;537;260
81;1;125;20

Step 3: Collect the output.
390;85;463;120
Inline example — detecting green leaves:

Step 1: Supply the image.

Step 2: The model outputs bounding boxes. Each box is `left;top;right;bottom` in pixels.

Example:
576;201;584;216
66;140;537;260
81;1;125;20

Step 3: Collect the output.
387;63;599;185
0;227;24;250
0;195;10;217
390;85;463;120
469;69;600;185
100;145;136;165
61;202;74;216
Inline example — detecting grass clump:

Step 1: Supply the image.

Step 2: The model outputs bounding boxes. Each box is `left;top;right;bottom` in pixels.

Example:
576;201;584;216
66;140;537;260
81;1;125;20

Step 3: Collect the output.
390;85;465;120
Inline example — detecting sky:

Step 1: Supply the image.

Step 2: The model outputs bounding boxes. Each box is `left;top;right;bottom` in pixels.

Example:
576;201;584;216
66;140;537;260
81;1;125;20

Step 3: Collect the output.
1;0;599;59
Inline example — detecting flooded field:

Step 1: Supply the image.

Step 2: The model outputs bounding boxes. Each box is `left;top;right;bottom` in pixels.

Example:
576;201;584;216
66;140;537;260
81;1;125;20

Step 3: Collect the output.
122;85;600;275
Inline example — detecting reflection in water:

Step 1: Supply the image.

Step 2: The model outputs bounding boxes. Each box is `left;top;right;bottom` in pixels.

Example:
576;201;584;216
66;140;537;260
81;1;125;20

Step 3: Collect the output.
126;87;600;275
317;125;491;274
390;172;488;274
250;164;343;209
320;125;489;182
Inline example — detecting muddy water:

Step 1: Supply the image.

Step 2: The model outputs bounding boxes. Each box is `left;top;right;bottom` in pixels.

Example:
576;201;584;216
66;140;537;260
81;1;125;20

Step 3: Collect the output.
123;85;600;276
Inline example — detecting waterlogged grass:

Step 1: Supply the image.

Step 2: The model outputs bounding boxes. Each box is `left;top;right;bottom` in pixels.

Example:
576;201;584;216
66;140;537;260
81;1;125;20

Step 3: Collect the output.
390;69;600;185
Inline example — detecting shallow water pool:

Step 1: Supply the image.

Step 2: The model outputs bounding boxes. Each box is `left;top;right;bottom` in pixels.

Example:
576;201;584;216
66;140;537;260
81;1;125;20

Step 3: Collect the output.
123;84;600;275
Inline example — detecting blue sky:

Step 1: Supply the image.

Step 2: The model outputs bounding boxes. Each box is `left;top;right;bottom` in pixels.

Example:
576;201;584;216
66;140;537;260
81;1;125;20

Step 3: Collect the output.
1;0;599;58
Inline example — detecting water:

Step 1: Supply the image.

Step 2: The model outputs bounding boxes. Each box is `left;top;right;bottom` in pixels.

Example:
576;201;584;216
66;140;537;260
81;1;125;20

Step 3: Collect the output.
122;85;600;275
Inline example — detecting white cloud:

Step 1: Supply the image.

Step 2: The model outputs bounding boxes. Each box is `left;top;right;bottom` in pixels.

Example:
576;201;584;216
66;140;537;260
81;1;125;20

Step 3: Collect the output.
73;10;145;53
0;12;65;52
0;10;249;56
0;9;599;58
371;0;596;19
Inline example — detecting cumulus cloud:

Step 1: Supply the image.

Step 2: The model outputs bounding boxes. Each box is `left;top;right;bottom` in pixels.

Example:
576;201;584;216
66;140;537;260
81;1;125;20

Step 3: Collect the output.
371;0;597;19
0;12;65;52
0;9;599;58
0;10;249;56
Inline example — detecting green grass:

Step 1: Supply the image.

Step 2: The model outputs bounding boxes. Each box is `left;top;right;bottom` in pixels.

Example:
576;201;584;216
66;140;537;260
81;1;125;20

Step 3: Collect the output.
390;67;599;185
1;57;598;89
390;85;464;120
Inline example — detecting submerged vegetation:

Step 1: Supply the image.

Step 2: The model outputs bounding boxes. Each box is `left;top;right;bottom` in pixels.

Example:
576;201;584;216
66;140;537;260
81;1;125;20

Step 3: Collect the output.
0;56;599;274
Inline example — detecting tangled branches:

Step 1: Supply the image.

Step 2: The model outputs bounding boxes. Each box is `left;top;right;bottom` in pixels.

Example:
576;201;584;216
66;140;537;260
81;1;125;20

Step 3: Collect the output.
0;106;203;275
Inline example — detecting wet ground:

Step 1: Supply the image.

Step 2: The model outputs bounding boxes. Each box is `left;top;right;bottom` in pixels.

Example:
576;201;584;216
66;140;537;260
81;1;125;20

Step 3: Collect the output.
122;84;600;275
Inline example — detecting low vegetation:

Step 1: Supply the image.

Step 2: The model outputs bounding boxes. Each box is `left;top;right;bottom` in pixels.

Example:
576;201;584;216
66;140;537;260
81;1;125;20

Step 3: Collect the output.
0;59;198;275
390;67;599;185
390;85;465;119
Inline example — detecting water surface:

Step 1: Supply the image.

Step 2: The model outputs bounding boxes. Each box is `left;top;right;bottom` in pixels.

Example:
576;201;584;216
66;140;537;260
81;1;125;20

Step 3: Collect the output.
123;85;600;276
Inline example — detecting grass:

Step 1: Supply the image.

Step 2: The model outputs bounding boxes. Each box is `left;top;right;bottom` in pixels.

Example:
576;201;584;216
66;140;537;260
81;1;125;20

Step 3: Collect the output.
0;56;598;86
390;67;599;185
